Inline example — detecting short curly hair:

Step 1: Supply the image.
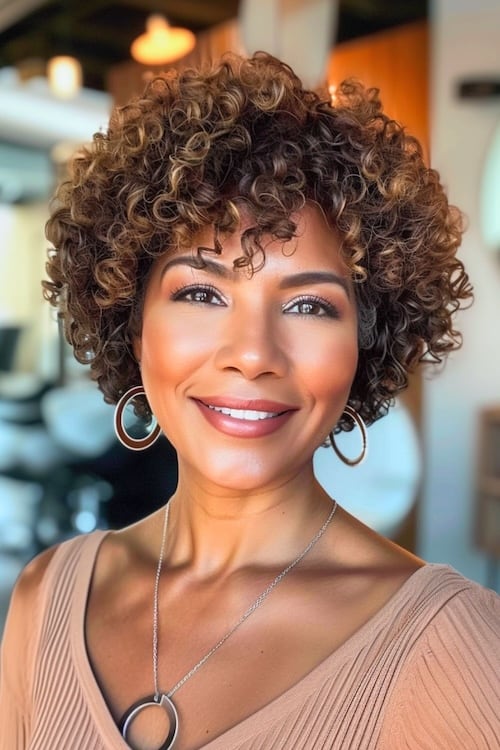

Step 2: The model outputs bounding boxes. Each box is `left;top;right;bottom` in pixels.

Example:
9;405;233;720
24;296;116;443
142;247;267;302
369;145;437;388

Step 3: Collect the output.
44;51;471;429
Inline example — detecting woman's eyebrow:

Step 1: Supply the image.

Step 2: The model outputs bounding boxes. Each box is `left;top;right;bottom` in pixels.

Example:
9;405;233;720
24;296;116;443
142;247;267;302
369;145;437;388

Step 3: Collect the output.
160;255;231;279
279;271;351;297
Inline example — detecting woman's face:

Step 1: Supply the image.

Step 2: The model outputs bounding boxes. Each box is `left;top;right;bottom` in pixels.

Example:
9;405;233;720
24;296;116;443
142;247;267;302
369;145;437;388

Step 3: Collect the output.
135;204;359;493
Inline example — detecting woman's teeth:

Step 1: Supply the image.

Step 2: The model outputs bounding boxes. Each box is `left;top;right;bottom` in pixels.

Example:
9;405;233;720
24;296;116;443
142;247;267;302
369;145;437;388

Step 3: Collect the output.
207;405;280;421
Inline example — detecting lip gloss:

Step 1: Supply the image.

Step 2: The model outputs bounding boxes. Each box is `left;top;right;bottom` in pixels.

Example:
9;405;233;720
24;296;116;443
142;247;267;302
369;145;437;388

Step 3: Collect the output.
193;398;296;438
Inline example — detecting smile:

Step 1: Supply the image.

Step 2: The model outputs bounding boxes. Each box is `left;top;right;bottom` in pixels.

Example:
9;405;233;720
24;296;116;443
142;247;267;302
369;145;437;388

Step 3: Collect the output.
206;405;282;421
193;397;297;438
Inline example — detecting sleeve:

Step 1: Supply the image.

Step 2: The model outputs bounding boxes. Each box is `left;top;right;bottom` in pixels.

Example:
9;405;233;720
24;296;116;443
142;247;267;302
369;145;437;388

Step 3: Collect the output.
379;583;500;749
0;546;55;750
0;579;32;748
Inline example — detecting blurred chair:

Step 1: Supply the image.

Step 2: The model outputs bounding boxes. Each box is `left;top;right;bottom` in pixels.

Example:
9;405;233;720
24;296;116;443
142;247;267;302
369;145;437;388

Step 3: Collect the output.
0;441;42;637
0;325;22;372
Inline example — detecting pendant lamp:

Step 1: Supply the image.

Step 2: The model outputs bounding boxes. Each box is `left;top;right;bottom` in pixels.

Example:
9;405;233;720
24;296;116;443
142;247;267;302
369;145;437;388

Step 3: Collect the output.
47;55;82;99
130;14;196;65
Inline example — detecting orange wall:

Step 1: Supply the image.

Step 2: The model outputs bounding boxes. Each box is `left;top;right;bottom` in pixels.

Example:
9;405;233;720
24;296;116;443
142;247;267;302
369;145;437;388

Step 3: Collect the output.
327;21;429;162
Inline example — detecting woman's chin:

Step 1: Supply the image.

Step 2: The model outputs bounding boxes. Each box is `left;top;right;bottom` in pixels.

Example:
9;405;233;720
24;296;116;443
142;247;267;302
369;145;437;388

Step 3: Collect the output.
178;453;310;496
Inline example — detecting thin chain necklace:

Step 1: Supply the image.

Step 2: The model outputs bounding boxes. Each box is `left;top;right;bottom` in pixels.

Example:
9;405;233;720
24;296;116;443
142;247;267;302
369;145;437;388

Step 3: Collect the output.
119;499;338;750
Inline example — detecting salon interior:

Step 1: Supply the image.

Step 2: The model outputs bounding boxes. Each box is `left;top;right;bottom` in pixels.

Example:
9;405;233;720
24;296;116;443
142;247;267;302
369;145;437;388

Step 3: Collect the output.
0;0;499;634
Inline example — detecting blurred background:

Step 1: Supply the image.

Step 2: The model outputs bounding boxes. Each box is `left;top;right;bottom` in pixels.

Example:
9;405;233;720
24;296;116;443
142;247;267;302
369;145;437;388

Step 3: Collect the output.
0;0;499;634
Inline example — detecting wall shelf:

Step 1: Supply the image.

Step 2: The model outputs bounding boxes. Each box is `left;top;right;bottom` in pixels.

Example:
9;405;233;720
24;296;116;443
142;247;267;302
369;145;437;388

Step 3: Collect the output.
475;406;500;559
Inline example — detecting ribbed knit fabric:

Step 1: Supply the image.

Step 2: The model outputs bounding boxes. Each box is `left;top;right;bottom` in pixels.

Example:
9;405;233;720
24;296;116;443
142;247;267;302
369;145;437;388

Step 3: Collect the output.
1;531;499;749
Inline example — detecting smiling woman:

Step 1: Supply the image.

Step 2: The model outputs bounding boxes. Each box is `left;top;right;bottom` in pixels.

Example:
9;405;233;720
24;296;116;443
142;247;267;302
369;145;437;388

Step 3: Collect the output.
135;208;358;492
0;52;498;750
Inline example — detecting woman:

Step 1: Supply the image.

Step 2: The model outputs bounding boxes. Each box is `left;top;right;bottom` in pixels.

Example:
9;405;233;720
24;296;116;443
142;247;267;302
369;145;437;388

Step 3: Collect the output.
1;53;498;750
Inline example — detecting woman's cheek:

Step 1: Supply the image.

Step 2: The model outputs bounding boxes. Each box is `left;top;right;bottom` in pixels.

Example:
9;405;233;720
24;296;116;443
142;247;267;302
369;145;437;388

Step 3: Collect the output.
141;312;214;378
298;326;358;396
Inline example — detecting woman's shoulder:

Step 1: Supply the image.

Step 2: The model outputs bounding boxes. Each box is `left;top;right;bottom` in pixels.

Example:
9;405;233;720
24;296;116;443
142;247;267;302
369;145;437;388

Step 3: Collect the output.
331;510;498;646
2;545;59;655
417;565;500;640
401;562;500;624
12;544;59;601
379;570;500;747
6;531;107;628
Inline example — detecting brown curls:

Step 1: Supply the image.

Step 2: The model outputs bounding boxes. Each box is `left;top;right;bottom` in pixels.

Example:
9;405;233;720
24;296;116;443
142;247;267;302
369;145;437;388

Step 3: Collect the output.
44;52;471;425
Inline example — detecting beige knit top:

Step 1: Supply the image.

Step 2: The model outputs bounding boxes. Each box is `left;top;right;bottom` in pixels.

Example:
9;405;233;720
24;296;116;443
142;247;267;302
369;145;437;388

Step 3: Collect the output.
1;531;499;749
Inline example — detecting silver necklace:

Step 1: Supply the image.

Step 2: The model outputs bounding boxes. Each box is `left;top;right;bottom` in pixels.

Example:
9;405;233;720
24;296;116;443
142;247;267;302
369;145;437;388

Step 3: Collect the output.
119;499;338;750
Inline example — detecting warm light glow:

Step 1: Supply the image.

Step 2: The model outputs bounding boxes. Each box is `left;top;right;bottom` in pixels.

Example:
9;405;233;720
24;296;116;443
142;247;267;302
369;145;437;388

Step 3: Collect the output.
130;14;196;65
47;55;82;99
328;83;337;105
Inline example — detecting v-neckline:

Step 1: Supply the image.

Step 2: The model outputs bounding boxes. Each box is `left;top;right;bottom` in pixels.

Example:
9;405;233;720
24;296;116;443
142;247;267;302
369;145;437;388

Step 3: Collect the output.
72;530;448;750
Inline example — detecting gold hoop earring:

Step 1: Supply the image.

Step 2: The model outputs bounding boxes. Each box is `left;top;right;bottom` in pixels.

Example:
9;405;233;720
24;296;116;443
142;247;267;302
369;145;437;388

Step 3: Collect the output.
114;385;162;451
329;405;367;466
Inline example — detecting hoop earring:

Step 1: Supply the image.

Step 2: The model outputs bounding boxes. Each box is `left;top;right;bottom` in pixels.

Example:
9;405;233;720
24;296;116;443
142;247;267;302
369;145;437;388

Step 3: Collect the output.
329;405;367;466
114;385;162;451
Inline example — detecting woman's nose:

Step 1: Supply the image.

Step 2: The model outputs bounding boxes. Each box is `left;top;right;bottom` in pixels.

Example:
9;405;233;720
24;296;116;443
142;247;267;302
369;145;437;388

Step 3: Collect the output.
213;304;289;380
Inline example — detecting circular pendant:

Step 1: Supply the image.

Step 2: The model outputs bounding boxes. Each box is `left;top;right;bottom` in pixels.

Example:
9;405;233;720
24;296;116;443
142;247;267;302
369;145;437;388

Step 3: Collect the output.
119;693;179;750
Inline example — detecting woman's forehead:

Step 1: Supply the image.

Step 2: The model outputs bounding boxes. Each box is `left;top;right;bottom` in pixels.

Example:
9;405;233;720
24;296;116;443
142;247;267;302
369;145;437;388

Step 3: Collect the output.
183;203;337;251
156;205;348;281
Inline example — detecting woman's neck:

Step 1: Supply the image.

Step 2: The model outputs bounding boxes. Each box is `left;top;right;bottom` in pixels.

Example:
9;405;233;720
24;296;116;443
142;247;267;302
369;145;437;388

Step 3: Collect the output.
162;464;335;579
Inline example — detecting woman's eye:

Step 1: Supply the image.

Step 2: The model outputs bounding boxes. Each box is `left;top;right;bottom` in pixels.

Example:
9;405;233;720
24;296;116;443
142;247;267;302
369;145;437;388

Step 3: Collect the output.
283;297;339;318
171;285;224;306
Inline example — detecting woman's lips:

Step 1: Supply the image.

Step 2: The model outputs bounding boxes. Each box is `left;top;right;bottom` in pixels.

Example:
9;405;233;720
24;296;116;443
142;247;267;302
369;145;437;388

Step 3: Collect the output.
193;397;297;438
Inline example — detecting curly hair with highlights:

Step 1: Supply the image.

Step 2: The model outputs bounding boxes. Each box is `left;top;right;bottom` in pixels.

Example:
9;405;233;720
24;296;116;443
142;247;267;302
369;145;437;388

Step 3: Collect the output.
43;52;472;430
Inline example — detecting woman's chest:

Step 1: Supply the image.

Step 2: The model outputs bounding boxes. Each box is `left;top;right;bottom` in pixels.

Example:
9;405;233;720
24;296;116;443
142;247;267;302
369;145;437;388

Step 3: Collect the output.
31;609;397;750
84;571;400;750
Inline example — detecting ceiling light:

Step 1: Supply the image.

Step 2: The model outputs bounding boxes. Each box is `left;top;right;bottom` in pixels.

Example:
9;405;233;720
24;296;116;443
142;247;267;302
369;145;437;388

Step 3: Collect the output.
130;14;196;66
47;55;82;99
